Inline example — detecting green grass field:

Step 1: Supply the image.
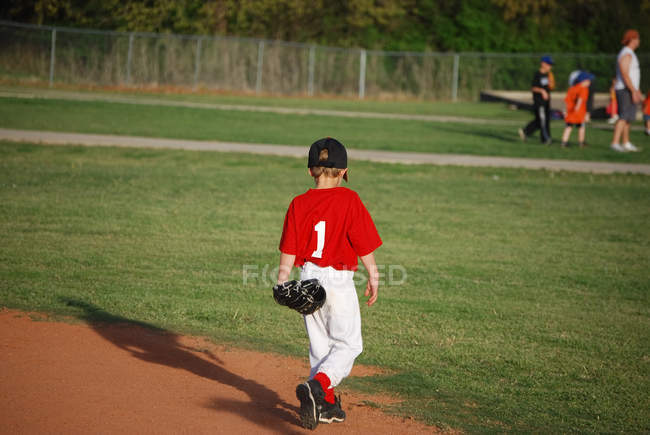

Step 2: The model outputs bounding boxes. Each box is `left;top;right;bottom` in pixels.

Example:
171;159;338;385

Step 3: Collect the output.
1;141;648;432
1;94;649;163
0;83;533;119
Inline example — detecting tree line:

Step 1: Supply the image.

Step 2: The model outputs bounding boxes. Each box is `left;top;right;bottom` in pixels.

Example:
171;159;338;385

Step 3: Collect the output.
2;0;649;53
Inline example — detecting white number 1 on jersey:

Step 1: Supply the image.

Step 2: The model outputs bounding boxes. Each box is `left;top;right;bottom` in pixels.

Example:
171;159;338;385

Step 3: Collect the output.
311;221;326;258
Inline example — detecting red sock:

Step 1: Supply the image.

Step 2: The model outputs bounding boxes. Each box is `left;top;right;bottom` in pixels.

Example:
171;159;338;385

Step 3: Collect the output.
314;372;335;404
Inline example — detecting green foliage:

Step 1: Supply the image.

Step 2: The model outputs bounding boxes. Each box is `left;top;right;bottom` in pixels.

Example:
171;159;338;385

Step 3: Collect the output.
2;0;649;53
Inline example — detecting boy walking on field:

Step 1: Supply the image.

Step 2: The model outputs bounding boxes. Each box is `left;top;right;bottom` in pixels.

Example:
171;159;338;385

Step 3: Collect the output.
519;55;555;145
276;137;382;430
561;71;594;148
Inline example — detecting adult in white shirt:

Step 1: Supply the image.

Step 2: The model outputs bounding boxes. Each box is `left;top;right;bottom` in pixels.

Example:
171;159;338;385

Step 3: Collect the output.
611;29;642;152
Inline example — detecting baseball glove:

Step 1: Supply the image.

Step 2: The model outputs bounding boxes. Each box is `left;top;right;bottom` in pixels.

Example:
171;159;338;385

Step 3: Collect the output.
273;279;326;315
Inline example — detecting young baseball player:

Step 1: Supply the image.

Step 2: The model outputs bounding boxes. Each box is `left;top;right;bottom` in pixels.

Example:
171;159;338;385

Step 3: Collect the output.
643;89;650;136
561;71;594;148
607;77;619;124
276;137;382;429
519;55;555;145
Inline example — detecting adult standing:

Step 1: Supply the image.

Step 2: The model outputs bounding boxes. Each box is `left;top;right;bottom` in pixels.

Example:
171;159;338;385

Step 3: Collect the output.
519;56;555;145
611;29;642;152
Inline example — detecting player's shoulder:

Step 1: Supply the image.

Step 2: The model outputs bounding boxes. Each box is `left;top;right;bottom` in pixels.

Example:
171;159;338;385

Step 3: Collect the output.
337;186;359;196
292;189;312;200
618;46;633;58
335;187;364;203
288;189;314;206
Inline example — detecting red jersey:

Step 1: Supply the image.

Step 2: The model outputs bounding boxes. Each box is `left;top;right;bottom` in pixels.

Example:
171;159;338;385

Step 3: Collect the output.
279;187;382;271
564;83;589;124
644;93;650;115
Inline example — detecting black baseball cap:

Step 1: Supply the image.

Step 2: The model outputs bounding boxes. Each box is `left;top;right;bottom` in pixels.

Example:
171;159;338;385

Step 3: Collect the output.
308;137;348;181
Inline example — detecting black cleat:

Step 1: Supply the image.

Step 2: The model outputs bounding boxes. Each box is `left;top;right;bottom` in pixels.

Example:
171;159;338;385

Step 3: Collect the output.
296;380;324;430
319;395;346;424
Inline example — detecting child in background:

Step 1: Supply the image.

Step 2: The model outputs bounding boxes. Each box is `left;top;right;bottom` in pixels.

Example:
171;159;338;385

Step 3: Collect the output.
561;71;594;148
643;89;650;136
518;56;555;145
607;77;619;124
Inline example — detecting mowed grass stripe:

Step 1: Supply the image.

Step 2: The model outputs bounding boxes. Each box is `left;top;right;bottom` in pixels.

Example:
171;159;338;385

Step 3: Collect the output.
0;142;648;432
0;96;649;163
0;85;533;120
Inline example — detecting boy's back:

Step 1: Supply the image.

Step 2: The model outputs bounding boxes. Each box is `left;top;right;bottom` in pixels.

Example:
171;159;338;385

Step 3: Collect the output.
280;187;381;272
565;83;589;123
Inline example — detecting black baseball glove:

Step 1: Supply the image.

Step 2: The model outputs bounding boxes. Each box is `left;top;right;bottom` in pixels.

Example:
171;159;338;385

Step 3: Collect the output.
273;279;326;315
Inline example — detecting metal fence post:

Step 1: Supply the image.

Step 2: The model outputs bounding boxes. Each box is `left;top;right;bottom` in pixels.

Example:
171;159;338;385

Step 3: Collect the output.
255;40;265;94
49;28;57;87
194;37;202;90
126;32;134;84
308;45;315;96
451;53;459;101
359;49;366;99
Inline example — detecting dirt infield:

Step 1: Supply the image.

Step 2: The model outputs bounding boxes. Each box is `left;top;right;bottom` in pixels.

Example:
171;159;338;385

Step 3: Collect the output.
0;309;438;434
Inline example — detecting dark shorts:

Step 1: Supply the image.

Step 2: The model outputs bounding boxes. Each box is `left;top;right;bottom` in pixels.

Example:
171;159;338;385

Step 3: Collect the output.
644;114;650;122
616;89;637;122
565;122;584;128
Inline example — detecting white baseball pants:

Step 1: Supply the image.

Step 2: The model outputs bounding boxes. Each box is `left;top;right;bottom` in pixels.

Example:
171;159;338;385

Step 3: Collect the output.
300;262;363;388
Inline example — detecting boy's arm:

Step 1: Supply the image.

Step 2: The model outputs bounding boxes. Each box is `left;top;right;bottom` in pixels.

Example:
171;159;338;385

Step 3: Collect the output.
575;97;582;112
277;253;296;284
531;86;549;100
360;252;379;307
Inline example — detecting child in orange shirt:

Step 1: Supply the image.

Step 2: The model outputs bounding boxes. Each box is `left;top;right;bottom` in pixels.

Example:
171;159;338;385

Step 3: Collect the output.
606;77;619;124
643;90;650;136
561;71;594;148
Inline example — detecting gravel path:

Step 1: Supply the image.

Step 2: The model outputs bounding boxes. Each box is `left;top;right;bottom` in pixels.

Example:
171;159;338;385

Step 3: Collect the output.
2;128;649;175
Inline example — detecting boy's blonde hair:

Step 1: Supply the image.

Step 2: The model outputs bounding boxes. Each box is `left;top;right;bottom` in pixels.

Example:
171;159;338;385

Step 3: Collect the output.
310;148;344;179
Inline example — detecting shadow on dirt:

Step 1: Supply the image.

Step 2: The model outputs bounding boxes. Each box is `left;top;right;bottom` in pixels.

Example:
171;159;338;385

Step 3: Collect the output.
61;298;303;434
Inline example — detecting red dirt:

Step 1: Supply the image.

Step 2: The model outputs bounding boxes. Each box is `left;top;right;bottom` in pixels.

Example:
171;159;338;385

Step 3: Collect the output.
0;309;438;434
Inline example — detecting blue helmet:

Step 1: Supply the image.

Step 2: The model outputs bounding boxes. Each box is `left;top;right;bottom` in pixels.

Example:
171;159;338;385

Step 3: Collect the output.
573;71;595;85
541;55;554;65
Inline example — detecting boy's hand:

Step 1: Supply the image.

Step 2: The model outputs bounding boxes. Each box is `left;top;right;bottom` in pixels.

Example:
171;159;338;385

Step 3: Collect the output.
359;252;379;307
364;278;378;306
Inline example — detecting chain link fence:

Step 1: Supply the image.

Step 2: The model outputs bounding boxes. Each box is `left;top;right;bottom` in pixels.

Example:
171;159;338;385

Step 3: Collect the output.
1;20;648;101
